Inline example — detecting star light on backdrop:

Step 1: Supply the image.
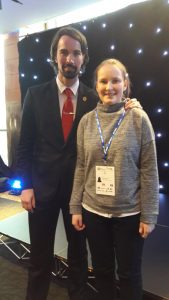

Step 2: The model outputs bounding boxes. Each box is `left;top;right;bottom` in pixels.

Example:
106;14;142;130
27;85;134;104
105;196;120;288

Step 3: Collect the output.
163;50;168;56
110;45;115;50
156;133;162;138
157;108;162;113
146;81;151;87
156;27;162;34
18;0;169;193
137;48;143;54
129;23;134;28
102;23;107;28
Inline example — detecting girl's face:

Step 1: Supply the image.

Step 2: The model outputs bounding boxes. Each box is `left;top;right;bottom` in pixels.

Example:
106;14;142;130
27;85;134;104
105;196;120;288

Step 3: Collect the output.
96;63;128;105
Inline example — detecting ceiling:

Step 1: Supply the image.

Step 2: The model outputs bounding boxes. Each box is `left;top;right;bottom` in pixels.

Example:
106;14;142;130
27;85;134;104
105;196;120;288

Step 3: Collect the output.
0;0;102;34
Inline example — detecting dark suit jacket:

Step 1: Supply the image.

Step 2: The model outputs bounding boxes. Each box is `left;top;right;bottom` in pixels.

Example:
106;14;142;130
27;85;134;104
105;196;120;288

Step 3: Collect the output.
17;78;98;207
0;156;13;178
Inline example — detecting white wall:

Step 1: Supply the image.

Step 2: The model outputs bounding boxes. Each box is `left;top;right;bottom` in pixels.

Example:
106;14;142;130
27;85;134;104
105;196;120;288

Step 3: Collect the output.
0;35;8;164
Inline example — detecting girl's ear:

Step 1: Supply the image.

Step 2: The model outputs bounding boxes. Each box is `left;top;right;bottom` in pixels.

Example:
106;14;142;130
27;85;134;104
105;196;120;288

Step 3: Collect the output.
123;79;128;92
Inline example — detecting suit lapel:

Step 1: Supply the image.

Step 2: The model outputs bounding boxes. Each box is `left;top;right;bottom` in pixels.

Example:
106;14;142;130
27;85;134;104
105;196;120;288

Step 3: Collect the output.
47;79;65;145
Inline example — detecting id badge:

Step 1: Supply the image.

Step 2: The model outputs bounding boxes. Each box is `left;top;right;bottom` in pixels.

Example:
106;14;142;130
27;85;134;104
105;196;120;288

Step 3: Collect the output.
96;166;115;196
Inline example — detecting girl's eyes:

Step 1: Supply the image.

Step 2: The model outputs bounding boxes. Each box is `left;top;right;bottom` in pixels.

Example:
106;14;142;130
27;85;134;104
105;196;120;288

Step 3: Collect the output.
99;79;122;84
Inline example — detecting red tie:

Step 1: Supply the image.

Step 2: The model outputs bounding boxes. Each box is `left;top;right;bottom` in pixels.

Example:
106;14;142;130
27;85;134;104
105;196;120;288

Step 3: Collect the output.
62;88;74;141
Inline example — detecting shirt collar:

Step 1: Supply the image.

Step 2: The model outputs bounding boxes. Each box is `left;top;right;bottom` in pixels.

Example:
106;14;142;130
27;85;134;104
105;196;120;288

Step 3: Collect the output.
56;76;79;96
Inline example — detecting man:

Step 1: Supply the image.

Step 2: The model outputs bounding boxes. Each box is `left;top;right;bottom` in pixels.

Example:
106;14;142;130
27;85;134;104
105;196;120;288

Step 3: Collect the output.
17;26;140;300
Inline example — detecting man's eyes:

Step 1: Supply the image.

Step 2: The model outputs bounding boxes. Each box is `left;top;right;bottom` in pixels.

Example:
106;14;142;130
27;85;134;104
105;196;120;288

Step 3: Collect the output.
60;50;68;55
74;51;82;56
60;50;81;56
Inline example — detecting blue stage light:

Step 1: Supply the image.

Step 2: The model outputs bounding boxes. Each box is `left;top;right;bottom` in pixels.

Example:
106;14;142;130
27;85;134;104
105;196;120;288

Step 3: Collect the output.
9;179;22;196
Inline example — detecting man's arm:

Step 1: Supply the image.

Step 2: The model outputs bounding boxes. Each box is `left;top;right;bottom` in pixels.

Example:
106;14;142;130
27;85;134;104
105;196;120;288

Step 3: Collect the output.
16;89;37;211
16;88;36;190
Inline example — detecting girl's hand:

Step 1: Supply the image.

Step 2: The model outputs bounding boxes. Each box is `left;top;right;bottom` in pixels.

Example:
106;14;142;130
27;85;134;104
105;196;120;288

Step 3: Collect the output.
72;214;86;231
139;222;155;238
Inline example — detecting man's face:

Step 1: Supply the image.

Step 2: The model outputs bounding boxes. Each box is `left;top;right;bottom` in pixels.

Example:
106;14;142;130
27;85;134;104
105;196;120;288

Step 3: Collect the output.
55;35;85;82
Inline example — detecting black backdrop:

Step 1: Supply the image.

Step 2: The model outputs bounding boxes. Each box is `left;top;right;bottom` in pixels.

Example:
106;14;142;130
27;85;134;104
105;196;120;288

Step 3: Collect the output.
18;0;169;193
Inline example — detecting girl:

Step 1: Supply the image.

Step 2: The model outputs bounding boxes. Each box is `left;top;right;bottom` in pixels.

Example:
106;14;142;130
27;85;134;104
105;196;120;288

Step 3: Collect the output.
70;59;159;300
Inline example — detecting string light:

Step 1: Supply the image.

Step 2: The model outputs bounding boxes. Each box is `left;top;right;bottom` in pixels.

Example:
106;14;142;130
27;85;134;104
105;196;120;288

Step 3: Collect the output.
145;81;151;87
102;23;107;28
162;50;168;56
137;48;143;54
156;132;162;138
155;27;161;34
110;45;115;50
156;108;163;113
129;23;134;28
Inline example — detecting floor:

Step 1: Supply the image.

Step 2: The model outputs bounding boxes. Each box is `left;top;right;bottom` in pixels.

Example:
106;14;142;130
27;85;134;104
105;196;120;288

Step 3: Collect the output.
142;193;169;299
0;192;169;300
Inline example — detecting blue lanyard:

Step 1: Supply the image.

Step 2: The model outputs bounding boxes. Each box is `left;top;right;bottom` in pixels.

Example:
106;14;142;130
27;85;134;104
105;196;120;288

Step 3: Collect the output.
95;108;125;162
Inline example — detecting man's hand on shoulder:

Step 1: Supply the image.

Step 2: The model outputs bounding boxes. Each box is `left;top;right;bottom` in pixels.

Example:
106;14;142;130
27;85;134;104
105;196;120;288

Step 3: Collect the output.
124;98;143;110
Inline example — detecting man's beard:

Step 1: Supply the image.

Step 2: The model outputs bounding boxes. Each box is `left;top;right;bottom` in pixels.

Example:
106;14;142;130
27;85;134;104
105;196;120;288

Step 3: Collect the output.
61;64;79;79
